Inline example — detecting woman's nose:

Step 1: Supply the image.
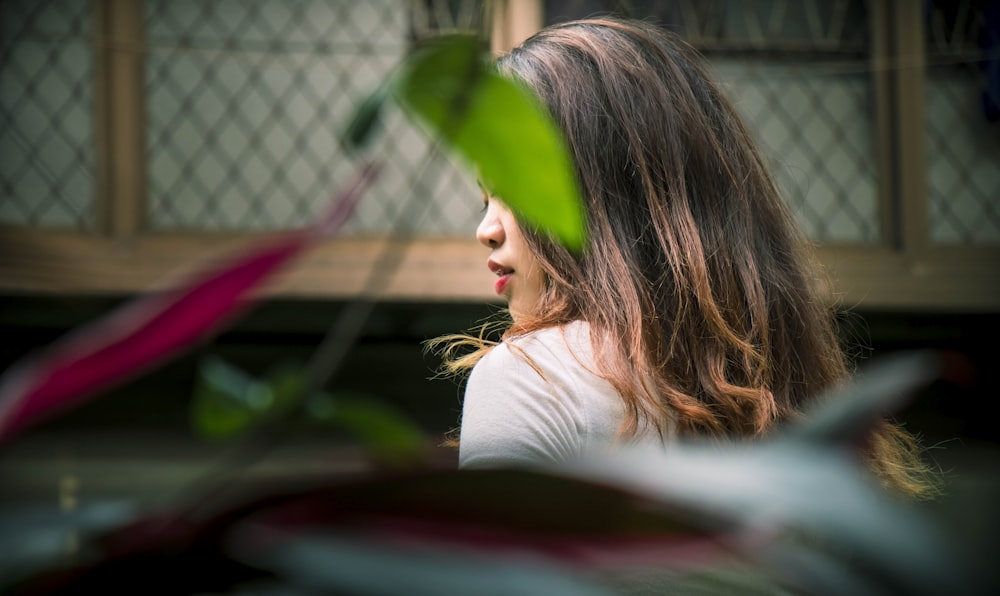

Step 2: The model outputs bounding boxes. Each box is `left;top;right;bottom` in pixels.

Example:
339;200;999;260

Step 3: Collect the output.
476;212;505;248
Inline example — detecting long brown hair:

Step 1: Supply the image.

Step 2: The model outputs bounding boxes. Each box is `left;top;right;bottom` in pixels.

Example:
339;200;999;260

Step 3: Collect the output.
432;17;939;498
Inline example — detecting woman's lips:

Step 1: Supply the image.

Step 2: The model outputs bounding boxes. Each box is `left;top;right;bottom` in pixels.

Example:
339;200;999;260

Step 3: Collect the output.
487;259;513;295
494;274;511;295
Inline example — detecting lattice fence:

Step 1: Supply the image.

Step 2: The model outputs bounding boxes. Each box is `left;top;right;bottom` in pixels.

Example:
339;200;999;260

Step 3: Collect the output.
924;0;1000;244
2;0;997;246
1;0;95;229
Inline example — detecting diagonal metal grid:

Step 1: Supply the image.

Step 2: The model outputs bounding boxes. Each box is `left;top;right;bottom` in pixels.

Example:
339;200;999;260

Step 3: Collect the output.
923;0;1000;245
6;0;993;246
0;0;94;229
144;0;480;234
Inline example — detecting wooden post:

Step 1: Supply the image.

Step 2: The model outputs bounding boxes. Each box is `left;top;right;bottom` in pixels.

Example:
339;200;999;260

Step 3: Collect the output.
891;0;929;255
490;0;542;56
94;0;145;239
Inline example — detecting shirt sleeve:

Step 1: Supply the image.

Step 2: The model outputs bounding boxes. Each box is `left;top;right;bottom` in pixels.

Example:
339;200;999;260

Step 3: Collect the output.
458;338;586;469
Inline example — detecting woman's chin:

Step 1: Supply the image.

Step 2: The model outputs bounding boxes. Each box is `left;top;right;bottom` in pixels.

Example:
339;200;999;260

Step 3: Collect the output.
507;300;539;324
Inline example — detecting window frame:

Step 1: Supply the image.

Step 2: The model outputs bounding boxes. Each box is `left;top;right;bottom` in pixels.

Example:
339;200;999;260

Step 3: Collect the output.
0;0;996;310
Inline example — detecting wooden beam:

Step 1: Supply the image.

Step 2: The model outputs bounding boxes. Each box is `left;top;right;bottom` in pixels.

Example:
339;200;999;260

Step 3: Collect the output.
0;229;498;303
0;229;996;310
816;245;1000;311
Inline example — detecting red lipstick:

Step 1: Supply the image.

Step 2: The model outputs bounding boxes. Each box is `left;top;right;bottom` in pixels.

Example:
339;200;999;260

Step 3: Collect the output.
494;274;511;295
487;259;513;295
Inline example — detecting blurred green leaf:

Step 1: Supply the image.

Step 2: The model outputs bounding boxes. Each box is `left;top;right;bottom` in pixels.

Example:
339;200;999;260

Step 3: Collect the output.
342;83;388;152
308;391;426;460
394;35;586;251
191;357;425;459
191;358;304;440
263;361;311;412
192;356;270;439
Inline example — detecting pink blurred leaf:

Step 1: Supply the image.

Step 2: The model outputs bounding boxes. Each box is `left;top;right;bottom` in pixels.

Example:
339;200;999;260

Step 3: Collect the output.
0;163;380;442
6;460;735;594
229;465;730;569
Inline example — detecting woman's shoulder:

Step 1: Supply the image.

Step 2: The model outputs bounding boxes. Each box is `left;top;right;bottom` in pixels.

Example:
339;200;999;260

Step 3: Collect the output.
478;320;594;377
503;320;592;356
460;320;613;468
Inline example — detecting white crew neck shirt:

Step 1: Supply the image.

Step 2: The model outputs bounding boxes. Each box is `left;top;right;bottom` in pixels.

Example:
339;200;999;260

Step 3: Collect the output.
458;320;667;469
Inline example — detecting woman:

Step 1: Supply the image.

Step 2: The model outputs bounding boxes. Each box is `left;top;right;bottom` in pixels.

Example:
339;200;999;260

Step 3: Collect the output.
432;17;937;498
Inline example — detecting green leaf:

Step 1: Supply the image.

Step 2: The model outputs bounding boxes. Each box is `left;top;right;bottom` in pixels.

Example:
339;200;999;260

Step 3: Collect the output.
192;357;273;439
307;391;426;460
261;361;311;413
191;356;425;459
342;83;389;152
191;358;305;440
395;35;586;251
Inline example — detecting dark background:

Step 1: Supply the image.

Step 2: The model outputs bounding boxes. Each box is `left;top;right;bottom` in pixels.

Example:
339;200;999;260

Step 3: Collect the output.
1;294;997;450
1;293;998;526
